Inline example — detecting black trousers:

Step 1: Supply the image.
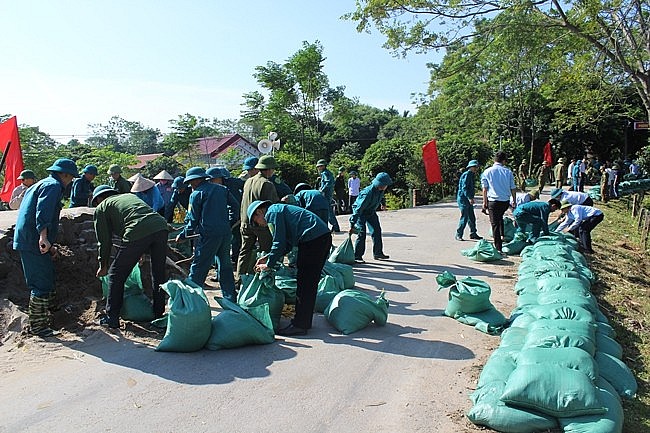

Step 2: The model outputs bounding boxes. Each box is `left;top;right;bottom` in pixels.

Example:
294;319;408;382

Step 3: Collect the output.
293;233;332;329
107;230;168;321
582;197;594;207
488;200;510;252
577;213;604;253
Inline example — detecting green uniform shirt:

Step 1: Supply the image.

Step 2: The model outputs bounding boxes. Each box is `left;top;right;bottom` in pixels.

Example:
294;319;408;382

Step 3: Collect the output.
108;175;132;194
240;173;279;224
94;194;169;267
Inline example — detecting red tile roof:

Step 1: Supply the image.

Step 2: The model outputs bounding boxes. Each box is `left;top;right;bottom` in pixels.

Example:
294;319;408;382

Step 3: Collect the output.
129;153;164;169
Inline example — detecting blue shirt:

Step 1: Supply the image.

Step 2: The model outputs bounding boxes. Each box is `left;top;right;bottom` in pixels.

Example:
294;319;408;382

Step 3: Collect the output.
134;187;164;212
319;168;335;197
183;181;239;237
156;181;174;205
481;162;516;202
295;189;329;214
457;169;476;200
349;184;385;226
264;204;330;269
69;175;94;207
13;174;65;253
556;205;603;232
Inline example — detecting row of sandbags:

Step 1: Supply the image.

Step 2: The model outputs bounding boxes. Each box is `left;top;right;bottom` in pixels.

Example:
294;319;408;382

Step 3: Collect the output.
152;236;388;352
467;233;637;433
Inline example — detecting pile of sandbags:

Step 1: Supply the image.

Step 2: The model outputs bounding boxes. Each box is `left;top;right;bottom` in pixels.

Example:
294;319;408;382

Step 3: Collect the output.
617;178;650;196
468;234;636;433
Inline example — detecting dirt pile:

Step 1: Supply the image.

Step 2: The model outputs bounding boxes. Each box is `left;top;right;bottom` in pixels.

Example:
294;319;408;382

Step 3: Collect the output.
0;208;189;344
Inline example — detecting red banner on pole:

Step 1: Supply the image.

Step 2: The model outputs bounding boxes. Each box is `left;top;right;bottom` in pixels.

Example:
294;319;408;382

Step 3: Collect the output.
543;141;553;166
0;116;24;203
422;139;442;184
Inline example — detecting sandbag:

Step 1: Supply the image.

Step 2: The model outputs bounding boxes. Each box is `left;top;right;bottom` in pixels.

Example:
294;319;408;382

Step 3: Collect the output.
324;290;389;335
502;232;528;255
467;380;558;433
437;274;493;317
238;272;285;331
315;275;342;313
274;274;297;304
477;350;516;388
594;351;637;398
461;239;503;262
454;307;507;335
596;333;624;359
329;262;355;289
514;347;598;381
155;279;212;352
205;298;275;350
524;304;595;322
487;216;516;242
100;265;154;322
500;326;528;349
321;261;346;292
536;290;599;315
558;377;623;433
328;235;356;264
500;365;607;418
522;320;597;356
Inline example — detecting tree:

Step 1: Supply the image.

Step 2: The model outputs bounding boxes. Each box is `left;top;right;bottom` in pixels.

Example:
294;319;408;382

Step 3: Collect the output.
346;0;650;121
86;116;162;154
140;155;185;179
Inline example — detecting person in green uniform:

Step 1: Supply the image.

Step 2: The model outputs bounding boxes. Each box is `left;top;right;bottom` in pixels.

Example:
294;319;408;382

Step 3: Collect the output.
249;200;332;336
316;159;341;232
69;164;98;207
92;185;170;328
349;172;392;263
455;160;482;241
236;155;280;283
13;158;79;337
292;183;329;223
107;164;132;194
512;200;554;243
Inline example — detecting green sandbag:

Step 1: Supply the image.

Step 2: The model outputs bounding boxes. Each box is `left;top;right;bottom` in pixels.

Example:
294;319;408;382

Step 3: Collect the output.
558;377;623;433
330;262;355;289
205;298;275;350
500;326;528;349
315;275;342;313
596;333;624;359
524;303;595;322
328;235;356;264
509;312;536;329
515;292;539;307
438;275;493;317
238;272;285;331
155;279;212;352
467;380;558;433
274;274;297;304
502;232;528;255
321;261;346;291
461;239;503;262
535;276;591;294
488;216;516;242
522;320;597;357
454;307;507;334
515;347;598;381
324;290;389;335
100;265;154;322
477;349;516;388
595;321;616;338
500;365;607;418
536;290;599;315
595;351;637;398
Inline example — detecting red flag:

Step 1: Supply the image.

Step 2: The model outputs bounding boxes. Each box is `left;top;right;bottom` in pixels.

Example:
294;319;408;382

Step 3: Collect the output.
0;117;24;202
543;141;553;166
422;139;442;184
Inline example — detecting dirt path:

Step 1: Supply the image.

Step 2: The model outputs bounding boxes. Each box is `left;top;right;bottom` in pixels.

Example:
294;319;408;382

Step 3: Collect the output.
0;200;519;433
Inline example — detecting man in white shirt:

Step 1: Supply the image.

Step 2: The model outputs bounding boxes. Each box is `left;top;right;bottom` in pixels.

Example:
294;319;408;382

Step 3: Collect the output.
481;151;517;253
9;169;36;210
549;188;594;206
347;170;361;209
555;201;604;254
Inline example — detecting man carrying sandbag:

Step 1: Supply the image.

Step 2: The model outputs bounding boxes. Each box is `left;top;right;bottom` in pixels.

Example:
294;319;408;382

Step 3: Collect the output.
248;200;332;336
512;200;553;243
349;172;392;263
554;200;604;254
92;185;169;328
176;167;239;301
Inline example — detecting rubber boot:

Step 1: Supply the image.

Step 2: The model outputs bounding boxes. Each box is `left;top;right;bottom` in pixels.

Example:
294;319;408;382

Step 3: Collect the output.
28;295;59;337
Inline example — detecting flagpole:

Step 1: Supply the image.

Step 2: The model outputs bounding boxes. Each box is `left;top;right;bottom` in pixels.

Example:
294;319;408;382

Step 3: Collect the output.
0;141;11;176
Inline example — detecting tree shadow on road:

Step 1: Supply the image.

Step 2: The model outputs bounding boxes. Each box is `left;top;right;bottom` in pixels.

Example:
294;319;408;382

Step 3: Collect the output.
64;329;300;385
321;322;475;360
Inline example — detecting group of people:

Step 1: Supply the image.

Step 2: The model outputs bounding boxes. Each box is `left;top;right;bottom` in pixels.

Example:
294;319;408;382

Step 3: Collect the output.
12;155;393;338
457;150;605;256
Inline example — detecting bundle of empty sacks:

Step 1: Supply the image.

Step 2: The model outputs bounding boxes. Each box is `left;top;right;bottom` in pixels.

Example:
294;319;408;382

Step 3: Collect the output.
466;232;637;433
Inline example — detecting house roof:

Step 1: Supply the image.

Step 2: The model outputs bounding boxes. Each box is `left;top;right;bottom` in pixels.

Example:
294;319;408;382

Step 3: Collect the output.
129;153;164;170
187;134;258;159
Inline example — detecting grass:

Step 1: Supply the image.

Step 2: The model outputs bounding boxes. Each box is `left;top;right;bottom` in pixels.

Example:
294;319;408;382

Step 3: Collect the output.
589;197;650;432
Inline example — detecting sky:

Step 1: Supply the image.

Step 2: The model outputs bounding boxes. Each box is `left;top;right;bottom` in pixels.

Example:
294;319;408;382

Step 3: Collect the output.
0;1;439;143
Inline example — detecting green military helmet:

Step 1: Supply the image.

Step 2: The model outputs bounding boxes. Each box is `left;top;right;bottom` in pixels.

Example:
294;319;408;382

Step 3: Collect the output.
316;159;328;167
255;155;277;170
107;164;122;174
17;169;36;180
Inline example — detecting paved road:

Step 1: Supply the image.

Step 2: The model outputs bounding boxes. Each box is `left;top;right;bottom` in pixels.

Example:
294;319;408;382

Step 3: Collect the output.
0;201;519;433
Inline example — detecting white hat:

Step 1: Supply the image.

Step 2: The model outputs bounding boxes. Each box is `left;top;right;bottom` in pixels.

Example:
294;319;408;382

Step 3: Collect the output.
153;170;174;181
127;173;142;183
131;175;156;193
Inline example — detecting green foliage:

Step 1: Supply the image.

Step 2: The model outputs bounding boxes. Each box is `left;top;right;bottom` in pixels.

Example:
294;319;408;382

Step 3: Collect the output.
86;116;162;154
75;149;138;183
361;138;421;193
141;156;185;179
274;152;315;190
384;192;410;210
